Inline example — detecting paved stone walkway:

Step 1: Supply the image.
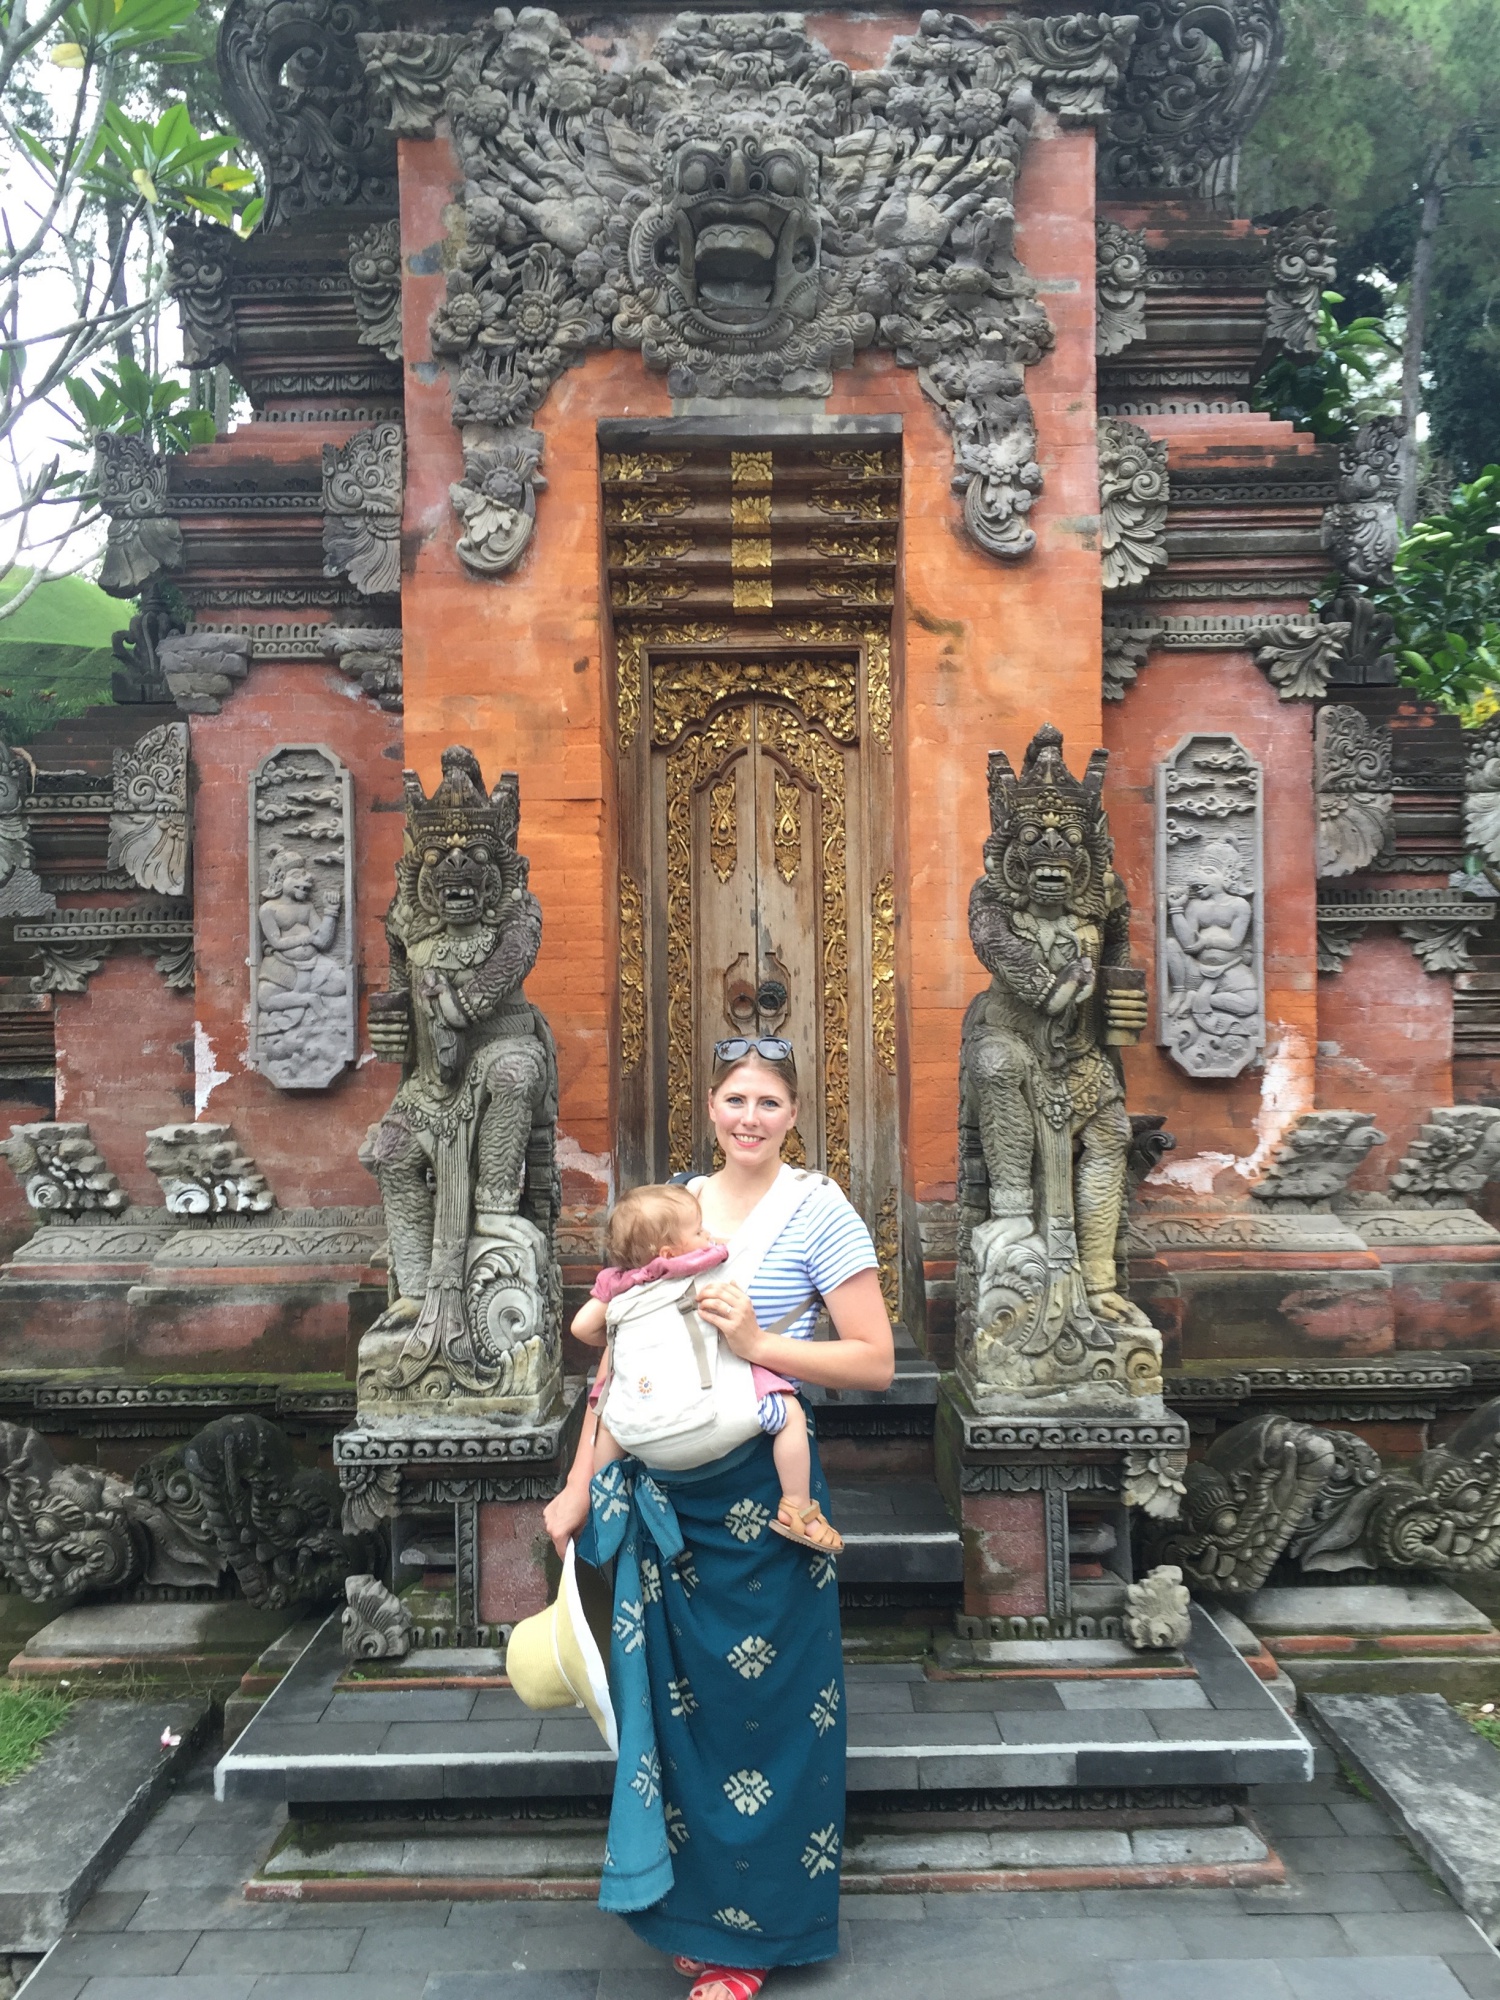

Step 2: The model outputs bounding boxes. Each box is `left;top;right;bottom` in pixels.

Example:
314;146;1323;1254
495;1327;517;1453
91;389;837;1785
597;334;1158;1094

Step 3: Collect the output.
18;1729;1500;2000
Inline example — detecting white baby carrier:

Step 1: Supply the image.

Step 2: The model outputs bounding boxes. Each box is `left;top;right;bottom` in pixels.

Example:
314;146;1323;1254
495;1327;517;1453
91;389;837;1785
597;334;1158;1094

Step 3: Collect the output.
598;1166;823;1473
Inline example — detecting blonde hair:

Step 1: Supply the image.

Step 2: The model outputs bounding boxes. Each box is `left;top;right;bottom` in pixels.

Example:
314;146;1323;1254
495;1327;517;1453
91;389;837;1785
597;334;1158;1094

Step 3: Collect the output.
606;1183;700;1272
708;1047;799;1102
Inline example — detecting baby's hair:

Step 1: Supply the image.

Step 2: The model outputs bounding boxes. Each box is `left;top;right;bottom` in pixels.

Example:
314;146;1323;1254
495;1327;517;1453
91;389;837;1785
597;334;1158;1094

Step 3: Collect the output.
606;1183;701;1272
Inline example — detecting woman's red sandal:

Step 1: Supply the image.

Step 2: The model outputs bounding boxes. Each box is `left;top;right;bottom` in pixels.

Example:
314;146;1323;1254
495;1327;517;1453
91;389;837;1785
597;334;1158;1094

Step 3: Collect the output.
686;1968;766;2000
672;1960;708;1978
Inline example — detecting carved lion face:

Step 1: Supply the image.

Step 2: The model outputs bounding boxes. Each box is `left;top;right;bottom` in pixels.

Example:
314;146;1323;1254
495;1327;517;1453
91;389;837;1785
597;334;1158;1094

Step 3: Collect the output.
998;820;1089;910
417;837;503;929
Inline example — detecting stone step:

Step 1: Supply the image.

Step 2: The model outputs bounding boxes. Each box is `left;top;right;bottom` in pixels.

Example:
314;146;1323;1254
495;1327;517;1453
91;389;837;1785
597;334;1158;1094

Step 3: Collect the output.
216;1606;1311;1811
824;1474;963;1587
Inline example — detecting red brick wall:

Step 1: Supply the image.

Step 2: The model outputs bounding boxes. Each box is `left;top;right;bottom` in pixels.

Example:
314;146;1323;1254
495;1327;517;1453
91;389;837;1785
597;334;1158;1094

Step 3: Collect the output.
53;955;195;1200
1316;928;1454;1187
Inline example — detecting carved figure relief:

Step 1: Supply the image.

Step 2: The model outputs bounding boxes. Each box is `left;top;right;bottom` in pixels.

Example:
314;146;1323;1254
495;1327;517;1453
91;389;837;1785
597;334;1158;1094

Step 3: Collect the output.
145;1124;275;1215
1146;1414;1335;1593
322;626;403;711
322;423;402;596
1315;704;1393;877
1322;417;1402;585
1095;218;1148;357
249;745;356;1091
1157;734;1263;1080
1264;206;1336;352
2;1123;125;1217
1098;419;1169;590
361;749;561;1417
0;743;55;920
357;11;1140;573
956;726;1160;1410
110;722;189;897
167;218;238;369
348;217;403;362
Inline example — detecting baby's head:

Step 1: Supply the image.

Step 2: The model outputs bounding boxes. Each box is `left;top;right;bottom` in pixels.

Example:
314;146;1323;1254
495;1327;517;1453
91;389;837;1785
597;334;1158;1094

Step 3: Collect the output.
606;1183;709;1271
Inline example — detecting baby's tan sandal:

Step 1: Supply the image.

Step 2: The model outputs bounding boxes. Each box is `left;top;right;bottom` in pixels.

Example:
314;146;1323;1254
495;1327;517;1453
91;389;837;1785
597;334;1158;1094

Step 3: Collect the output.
769;1499;844;1554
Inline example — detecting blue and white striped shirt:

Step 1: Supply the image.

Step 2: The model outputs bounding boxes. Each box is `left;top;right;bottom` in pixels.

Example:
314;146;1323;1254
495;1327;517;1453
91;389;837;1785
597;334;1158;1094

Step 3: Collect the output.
736;1176;879;1345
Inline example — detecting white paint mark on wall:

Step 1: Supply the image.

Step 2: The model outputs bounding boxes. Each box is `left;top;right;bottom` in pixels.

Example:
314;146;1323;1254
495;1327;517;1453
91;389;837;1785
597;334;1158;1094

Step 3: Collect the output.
1145;1025;1317;1194
194;1021;231;1117
556;1134;614;1205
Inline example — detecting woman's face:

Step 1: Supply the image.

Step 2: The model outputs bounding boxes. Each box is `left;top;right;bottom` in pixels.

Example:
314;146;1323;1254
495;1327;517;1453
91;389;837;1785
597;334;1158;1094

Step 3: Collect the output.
707;1060;798;1168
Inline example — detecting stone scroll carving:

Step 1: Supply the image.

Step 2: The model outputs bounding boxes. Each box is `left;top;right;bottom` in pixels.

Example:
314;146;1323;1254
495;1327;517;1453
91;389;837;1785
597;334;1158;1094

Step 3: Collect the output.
1252;1110;1384;1204
1264;206;1336;352
2;1123;125;1218
1095;218;1148;357
322;626;402;711
342;1573;412;1661
1315;705;1392;878
956;726;1160;1412
157;630;252;715
249;745;356;1091
1122;1565;1192;1650
1156;734;1263;1080
357;10;1139;573
360;748;562;1419
1099;419;1169;590
349;218;403;363
95;433;184;597
145;1124;275;1215
1146;1415;1336;1593
110;722;189;897
0;743;55;920
322;423;402;597
1322;417;1402;586
167;218;238;369
1250;621;1351;701
1389;1107;1500;1208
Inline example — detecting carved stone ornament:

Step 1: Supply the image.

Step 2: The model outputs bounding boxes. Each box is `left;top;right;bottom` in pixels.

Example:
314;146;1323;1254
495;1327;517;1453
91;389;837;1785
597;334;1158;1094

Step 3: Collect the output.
157;629;252;715
1263;206;1336;353
339;1461;401;1535
450;431;545;577
1102;626;1150;703
1095;218;1148;357
349;217;402;363
358;12;1141;573
145;1123;275;1216
1251;1110;1384;1204
250;745;356;1091
1122;1445;1188;1519
1249;620;1351;701
956;726;1160;1412
1322;417;1402;586
110;580;182;705
1464;718;1500;869
1314;704;1392;879
109;722;189;897
323;625;402;711
1098;419;1169;590
360;748;562;1419
1389;1107;1500;1208
167;218;238;369
1156;734;1264;1079
1122;1564;1192;1650
217;0;396;230
1097;0;1282;204
322;423;402;597
2;1122;125;1217
1147;1415;1335;1593
94;433;185;598
342;1571;412;1662
1323;588;1398;688
0;743;55;921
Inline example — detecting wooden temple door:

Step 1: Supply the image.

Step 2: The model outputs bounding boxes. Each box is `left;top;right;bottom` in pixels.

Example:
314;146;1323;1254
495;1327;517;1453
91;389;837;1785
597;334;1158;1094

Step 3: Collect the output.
606;432;903;1315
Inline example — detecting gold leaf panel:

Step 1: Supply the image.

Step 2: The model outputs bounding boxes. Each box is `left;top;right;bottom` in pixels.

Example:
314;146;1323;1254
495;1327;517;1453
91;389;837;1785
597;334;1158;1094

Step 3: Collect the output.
730;450;773;487
872;870;896;1073
810;532;893;564
601;452;690;482
612;578;694;611
608;531;695;569
776;620;890;750
708;769;737;884
874;1187;900;1318
651;656;857;747
731;535;772;572
811;574;893;606
731;492;772;529
773;771;801;883
810;487;899;521
732;576;773;611
817;447;901;479
619;871;645;1074
616;621;730;751
606;488;691;524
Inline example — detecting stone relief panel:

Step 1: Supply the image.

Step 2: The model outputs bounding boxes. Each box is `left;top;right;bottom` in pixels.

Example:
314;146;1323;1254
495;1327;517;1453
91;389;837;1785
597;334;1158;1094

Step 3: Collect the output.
322;423;402;597
1264;206;1336;352
348;217;403;363
109;721;189;897
1095;218;1147;357
248;745;356;1091
1156;734;1263;1080
94;433;183;597
1322;417;1402;586
1098;418;1169;590
357;9;1139;572
2;1123;126;1217
145;1124;275;1215
1314;704;1392;878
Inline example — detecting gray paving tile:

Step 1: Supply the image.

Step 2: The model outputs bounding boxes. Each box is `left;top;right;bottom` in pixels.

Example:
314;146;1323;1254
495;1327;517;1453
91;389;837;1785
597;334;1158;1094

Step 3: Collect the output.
1168;1913;1349;1958
1449;1954;1500;1998
1275;1836;1421;1875
944;1890;1088;1919
846;1713;1000;1746
179;1929;361;1974
996;1712;1150;1745
983;1916;1194;1960
1236;1875;1404;1914
1387;1874;1464;1913
1328;1799;1394;1836
63;1982;255;2000
247;1978;428;1998
1256;1805;1344;1837
46;1932;198;1976
1056;1681;1209;1711
379;1720;541;1754
67;1892;147;1932
470;1690;544;1721
839;1894;927;1919
910;1681;1064;1713
12;1977;85;2000
845;1683;919;1715
1151;1712;1299;1743
1077;1888;1243;1915
423;1978;597;2000
1336;1913;1490;1955
123;1890;312;1932
351;1928;561;1974
101;1855;264;1892
1280;1957;1470;1999
324;1692;477;1723
1113;1963;1294;2000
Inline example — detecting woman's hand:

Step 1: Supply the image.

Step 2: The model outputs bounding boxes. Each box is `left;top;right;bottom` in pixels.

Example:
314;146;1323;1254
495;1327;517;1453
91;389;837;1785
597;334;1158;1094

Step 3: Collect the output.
543;1475;591;1559
694;1280;765;1364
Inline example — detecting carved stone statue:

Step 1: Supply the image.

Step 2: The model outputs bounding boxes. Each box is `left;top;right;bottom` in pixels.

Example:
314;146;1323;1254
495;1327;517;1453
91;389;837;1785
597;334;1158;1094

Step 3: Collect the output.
361;748;561;1418
956;726;1159;1409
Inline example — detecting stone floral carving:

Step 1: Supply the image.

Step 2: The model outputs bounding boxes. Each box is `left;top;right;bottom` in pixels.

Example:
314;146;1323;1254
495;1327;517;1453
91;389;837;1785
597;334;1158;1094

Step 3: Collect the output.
1122;1446;1188;1519
1324;588;1398;688
167;218;238;369
95;433;184;596
109;722;189;897
1402;922;1481;974
1097;0;1282;203
1249;620;1350;701
1264;206;1336;352
349;217;402;362
249;745;356;1090
1322;417;1402;586
1102;626;1151;703
156;629;252;715
323;626;403;711
1389;1107;1500;1207
1096;218;1148;356
1252;1110;1384;1204
0;1424;146;1601
360;748;562;1417
1146;1414;1335;1594
1098;418;1169;589
956;726;1159;1410
1314;705;1392;878
359;11;1138;571
1285;1428;1385;1573
0;742;54;921
1157;734;1263;1080
218;0;395;229
1122;1564;1192;1649
322;423;402;597
339;1462;401;1535
342;1572;412;1661
451;432;546;577
2;1122;125;1217
144;1124;275;1215
1464;719;1500;869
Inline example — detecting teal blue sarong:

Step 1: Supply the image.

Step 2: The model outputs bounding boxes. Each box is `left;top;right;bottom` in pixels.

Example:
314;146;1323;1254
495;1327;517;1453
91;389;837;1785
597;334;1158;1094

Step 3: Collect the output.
579;1424;845;1969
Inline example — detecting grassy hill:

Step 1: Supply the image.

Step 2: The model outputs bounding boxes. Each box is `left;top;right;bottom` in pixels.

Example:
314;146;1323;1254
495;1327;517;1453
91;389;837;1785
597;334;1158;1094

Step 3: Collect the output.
0;569;124;745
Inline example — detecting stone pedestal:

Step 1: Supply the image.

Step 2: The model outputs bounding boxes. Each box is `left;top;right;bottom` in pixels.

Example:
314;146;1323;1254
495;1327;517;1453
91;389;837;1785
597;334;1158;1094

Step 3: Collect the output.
934;1379;1189;1633
334;1387;584;1649
1343;1206;1500;1351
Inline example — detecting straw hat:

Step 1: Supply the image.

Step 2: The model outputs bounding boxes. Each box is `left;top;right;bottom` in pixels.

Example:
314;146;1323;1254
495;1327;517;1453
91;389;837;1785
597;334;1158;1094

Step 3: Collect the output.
505;1541;617;1752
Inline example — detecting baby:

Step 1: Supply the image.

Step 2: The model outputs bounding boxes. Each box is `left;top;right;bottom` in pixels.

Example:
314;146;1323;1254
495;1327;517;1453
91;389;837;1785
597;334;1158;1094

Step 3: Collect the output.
571;1182;842;1553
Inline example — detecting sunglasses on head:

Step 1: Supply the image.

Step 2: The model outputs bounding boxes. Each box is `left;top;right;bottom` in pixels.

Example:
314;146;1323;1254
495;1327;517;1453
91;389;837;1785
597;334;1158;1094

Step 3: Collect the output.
712;1037;794;1063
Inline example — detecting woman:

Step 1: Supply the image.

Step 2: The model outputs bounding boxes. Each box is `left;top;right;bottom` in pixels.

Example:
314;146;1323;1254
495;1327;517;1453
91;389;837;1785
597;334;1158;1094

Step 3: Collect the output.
543;1036;895;2000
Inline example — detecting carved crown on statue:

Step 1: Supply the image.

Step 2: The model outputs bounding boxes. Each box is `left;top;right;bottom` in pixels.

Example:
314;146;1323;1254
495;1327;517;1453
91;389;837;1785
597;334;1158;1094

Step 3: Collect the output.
359;747;562;1420
956;725;1161;1412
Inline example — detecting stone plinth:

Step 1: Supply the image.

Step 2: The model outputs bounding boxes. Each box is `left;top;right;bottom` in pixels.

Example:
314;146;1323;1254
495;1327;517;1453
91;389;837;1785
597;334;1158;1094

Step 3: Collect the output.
1343;1206;1500;1351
